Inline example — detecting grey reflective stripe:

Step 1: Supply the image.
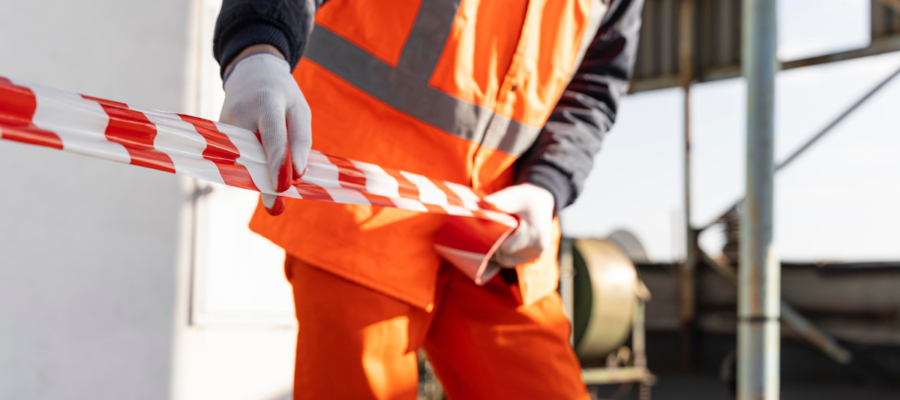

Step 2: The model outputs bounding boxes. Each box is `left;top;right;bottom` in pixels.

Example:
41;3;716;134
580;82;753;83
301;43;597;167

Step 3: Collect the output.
303;0;601;157
396;0;461;82
306;26;493;142
303;9;493;142
480;115;543;157
479;0;608;157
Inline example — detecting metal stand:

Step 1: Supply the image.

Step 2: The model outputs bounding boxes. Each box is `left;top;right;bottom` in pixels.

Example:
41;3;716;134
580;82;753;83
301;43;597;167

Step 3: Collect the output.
581;287;655;398
559;237;655;398
560;237;577;345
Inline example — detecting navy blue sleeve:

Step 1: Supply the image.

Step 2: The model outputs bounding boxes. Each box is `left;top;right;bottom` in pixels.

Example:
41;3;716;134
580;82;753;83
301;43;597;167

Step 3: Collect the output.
213;0;327;77
517;0;643;213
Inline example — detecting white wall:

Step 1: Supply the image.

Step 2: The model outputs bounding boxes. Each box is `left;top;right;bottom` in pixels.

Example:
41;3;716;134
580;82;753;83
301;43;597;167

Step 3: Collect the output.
0;0;189;398
0;1;297;399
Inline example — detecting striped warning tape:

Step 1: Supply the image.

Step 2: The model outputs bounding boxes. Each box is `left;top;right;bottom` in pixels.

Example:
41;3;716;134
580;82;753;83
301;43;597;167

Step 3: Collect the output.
0;76;516;284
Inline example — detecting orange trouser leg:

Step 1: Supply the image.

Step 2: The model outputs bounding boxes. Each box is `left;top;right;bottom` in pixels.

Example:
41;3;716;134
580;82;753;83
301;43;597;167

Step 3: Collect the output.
286;256;428;400
423;267;590;400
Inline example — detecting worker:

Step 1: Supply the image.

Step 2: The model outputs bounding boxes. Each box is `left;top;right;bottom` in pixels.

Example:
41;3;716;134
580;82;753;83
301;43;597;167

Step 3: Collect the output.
213;0;642;398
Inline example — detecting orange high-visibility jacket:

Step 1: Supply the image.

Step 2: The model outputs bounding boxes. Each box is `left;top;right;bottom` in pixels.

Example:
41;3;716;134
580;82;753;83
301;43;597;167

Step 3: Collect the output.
236;0;620;310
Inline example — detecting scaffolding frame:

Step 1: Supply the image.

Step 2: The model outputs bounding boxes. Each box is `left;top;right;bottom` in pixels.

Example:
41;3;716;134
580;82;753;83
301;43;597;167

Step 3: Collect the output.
581;0;900;398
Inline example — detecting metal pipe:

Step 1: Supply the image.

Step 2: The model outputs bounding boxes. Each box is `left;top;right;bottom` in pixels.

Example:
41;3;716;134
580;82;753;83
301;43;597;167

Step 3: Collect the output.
629;35;900;94
699;251;852;365
678;0;697;371
780;36;900;71
739;0;779;399
779;304;852;365
699;62;900;232
775;64;900;171
678;86;697;369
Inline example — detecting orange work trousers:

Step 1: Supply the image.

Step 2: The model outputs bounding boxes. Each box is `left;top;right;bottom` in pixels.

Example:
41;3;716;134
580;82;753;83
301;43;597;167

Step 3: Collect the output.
286;256;589;400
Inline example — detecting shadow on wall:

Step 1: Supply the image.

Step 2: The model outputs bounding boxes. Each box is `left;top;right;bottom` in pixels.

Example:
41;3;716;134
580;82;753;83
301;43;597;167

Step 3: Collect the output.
266;392;291;400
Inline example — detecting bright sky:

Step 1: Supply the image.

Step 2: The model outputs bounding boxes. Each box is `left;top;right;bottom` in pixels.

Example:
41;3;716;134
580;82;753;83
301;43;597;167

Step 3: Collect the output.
562;0;900;263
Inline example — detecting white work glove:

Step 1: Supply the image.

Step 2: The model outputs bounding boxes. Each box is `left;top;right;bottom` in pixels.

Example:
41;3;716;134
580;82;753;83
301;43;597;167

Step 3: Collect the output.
483;183;556;267
220;53;312;215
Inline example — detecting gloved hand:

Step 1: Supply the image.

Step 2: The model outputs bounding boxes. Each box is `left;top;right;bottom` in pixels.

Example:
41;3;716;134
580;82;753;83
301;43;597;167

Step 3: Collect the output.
483;183;556;267
220;49;312;215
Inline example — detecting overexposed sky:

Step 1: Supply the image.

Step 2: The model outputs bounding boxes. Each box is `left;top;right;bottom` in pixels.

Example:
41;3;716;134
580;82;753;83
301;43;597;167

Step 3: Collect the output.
562;0;900;263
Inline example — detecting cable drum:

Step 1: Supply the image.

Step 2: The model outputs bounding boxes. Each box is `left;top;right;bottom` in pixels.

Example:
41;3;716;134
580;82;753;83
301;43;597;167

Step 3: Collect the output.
572;238;644;360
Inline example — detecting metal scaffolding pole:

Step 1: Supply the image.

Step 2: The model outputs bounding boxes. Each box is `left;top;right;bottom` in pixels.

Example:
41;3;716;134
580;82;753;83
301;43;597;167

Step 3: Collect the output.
699;251;851;365
739;0;780;399
677;0;696;371
698;62;900;233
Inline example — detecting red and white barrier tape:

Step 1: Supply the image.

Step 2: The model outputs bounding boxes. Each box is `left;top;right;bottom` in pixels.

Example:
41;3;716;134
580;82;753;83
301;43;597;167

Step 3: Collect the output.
0;77;515;284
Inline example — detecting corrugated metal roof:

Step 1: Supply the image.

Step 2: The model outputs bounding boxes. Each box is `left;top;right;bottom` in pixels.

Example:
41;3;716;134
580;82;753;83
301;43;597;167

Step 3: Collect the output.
630;0;900;93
